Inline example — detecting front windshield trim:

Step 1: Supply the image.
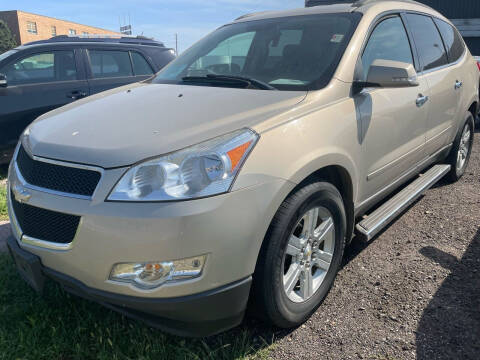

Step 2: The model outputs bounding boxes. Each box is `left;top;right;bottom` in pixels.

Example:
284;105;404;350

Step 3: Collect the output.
152;12;363;91
0;50;18;63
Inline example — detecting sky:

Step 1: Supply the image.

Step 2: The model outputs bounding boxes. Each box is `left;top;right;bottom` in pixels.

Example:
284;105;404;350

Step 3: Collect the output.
3;0;305;52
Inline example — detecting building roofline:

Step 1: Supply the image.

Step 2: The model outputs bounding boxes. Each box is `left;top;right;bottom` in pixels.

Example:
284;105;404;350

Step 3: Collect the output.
0;9;121;34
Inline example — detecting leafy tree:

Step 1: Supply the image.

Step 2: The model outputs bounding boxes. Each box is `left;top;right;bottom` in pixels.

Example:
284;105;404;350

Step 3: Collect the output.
0;20;17;54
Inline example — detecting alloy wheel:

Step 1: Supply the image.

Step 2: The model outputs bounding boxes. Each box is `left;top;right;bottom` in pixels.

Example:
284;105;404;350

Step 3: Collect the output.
282;206;335;303
457;124;472;172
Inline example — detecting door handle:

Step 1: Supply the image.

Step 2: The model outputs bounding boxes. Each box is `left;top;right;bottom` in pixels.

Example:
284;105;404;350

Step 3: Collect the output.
455;80;463;90
416;94;429;107
67;90;87;100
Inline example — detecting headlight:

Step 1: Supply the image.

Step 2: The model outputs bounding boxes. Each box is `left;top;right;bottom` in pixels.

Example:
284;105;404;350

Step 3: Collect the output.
110;255;206;290
108;128;258;201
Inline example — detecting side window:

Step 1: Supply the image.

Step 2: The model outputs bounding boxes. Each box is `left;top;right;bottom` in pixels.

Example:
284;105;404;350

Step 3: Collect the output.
0;51;77;85
405;14;448;71
362;16;414;79
131;52;154;76
88;50;133;78
188;32;255;75
434;18;465;63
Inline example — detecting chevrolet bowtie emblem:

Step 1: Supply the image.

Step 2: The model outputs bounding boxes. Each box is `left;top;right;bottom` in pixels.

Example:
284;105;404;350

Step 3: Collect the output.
12;183;32;203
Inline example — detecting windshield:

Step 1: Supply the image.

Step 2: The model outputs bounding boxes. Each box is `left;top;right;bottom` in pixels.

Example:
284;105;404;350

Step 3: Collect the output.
153;13;361;91
0;50;17;63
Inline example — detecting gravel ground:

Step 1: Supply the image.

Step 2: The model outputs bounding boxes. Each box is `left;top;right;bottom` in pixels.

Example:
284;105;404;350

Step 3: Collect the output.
271;133;480;359
0;136;479;359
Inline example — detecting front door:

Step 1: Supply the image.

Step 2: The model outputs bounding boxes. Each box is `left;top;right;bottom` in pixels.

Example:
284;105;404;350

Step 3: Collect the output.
0;49;89;149
355;15;429;200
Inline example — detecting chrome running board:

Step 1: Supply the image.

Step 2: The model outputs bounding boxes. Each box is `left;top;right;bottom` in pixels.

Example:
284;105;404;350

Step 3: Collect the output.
356;165;451;241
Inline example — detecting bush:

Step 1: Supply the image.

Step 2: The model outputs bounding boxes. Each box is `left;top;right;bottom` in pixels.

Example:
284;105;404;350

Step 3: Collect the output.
0;19;17;54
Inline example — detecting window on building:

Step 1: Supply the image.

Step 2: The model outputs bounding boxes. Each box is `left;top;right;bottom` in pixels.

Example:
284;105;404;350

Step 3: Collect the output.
131;52;154;75
51;26;57;37
434;18;465;64
82;32;89;36
362;16;414;79
0;51;77;85
69;29;77;35
88;50;133;78
404;14;448;72
26;21;38;35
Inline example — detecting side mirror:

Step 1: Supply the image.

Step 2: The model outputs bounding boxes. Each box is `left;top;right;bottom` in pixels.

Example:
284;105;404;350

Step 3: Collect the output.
0;73;7;87
355;59;419;91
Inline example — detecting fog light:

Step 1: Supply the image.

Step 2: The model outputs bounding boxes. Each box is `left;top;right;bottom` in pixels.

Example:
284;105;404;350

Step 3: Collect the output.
109;255;206;290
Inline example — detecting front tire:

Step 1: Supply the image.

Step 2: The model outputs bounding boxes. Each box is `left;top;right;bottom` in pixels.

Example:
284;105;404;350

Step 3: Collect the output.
252;181;346;328
446;112;474;182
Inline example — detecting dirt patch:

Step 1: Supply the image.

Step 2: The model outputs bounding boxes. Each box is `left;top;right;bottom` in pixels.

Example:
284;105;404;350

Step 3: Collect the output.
271;134;480;360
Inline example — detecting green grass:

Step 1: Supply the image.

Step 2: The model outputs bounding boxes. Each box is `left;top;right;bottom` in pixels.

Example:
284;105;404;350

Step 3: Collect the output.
0;165;7;222
0;253;275;360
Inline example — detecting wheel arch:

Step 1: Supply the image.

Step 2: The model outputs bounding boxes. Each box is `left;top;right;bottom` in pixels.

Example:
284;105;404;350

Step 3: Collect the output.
294;165;355;243
468;101;478;125
259;157;357;255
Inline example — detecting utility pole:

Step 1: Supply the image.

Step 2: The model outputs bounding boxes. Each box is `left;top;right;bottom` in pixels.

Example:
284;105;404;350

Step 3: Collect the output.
175;33;178;55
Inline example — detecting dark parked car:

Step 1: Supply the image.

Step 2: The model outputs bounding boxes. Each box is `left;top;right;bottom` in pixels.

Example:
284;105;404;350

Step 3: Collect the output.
0;35;175;163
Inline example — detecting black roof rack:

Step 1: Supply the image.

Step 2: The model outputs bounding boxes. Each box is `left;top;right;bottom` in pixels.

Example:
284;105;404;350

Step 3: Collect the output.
305;0;352;6
24;35;166;47
305;0;421;7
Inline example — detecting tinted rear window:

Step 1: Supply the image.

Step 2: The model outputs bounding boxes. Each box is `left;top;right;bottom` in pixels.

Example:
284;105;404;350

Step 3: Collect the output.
405;14;448;72
89;50;133;78
434;18;465;63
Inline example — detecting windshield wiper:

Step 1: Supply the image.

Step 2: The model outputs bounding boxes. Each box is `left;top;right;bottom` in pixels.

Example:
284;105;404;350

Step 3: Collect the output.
182;74;277;90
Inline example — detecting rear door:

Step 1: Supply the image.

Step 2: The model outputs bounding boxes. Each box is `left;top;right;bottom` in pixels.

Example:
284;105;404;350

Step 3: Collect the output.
85;48;155;95
403;13;461;155
85;48;134;94
0;47;89;149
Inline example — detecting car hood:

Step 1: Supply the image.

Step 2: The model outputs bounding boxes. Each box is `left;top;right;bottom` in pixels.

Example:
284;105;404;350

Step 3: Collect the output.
27;83;307;168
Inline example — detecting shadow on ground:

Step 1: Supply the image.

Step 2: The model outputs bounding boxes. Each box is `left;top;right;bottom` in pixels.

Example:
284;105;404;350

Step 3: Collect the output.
0;223;9;253
416;228;480;359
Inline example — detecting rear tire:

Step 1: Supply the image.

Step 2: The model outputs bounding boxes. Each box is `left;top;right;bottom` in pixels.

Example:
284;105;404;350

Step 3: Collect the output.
446;112;474;182
252;182;346;328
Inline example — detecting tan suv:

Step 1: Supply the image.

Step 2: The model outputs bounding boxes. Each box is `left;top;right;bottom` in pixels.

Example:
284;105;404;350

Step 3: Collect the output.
6;0;479;337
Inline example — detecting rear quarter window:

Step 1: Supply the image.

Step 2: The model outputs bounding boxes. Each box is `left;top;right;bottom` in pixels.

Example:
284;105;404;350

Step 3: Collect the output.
144;48;175;70
131;51;154;75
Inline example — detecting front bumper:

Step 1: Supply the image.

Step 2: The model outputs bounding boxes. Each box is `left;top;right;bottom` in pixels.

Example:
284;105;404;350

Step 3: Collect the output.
7;150;296;335
7;172;291;299
7;235;251;337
